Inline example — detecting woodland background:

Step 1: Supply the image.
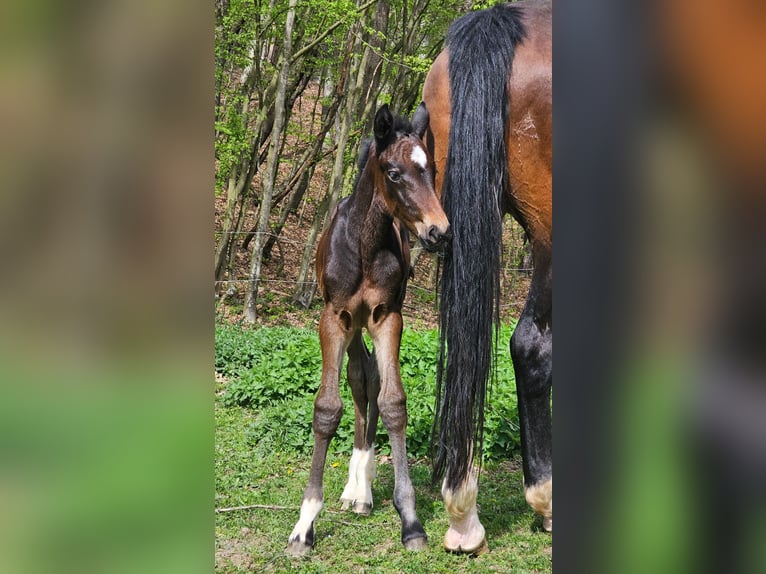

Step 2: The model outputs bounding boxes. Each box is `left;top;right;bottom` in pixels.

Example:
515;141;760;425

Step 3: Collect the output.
213;6;548;565
214;0;533;326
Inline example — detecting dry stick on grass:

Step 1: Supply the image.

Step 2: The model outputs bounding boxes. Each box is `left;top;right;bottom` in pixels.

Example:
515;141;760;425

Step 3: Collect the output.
216;503;376;520
216;504;291;513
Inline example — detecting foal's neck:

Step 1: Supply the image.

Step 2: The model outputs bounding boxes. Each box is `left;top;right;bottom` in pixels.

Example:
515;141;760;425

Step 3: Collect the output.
348;158;395;264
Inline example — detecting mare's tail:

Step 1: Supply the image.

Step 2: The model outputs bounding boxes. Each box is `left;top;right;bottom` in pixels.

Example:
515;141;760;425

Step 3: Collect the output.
432;4;526;490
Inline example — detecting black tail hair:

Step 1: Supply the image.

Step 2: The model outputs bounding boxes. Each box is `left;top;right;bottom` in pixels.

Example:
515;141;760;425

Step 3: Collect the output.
432;3;527;490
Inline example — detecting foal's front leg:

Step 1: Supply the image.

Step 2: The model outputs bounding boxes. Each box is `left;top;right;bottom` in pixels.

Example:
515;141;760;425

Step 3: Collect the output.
369;310;427;550
286;309;352;556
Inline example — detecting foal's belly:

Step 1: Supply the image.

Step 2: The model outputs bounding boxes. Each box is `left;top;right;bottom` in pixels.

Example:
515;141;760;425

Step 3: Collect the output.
330;275;406;333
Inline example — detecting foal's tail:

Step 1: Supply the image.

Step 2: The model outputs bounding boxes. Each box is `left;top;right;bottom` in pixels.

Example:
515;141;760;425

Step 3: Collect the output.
432;4;526;491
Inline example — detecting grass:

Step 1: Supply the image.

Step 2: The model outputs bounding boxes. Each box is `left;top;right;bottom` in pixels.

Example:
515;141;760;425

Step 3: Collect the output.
216;324;522;462
215;323;551;572
215;401;552;573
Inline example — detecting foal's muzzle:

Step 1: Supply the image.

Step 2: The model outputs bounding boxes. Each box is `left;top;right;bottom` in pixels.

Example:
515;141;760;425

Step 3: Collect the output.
420;224;452;252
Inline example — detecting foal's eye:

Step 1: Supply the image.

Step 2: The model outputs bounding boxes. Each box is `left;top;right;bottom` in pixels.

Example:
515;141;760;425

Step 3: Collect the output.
387;170;401;183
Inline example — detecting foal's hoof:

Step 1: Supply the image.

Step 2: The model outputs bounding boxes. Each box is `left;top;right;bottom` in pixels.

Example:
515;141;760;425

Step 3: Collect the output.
285;540;312;557
444;538;489;556
340;498;372;515
352;501;372;515
403;536;428;551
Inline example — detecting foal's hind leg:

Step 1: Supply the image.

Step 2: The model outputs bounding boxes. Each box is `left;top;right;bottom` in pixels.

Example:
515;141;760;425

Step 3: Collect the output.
286;309;352;556
368;310;427;550
511;252;553;532
340;332;378;515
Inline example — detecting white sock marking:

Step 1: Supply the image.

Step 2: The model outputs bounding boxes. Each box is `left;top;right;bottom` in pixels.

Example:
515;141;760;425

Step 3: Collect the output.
289;498;323;540
341;447;375;504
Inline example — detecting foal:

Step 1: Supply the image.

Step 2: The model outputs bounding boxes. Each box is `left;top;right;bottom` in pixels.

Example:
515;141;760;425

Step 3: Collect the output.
286;103;450;556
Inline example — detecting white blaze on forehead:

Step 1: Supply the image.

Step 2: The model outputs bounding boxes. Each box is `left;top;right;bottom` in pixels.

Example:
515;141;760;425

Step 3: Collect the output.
410;144;427;169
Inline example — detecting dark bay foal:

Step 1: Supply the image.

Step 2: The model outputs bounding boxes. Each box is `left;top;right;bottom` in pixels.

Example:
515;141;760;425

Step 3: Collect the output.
286;103;450;556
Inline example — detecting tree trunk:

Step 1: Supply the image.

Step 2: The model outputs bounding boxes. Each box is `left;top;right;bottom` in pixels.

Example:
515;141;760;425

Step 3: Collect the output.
262;164;313;261
292;49;358;305
291;1;389;307
291;191;329;308
244;0;298;323
214;69;280;288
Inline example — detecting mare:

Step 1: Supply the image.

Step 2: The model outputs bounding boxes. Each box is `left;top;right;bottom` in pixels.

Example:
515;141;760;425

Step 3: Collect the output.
422;0;552;554
286;103;451;556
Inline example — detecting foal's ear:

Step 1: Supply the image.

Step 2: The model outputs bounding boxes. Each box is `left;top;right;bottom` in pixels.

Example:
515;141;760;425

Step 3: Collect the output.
411;102;429;139
374;104;393;142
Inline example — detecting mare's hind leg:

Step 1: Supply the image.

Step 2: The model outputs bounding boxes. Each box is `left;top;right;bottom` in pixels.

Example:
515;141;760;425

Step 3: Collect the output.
340;332;379;515
368;310;427;550
286;308;352;556
442;467;487;555
511;250;553;532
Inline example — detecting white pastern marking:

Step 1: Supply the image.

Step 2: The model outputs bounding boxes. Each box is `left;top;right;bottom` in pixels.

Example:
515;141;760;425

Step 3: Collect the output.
442;474;486;551
289;498;323;539
442;473;478;521
525;478;552;518
410;145;427;169
341;447;375;504
341;449;362;499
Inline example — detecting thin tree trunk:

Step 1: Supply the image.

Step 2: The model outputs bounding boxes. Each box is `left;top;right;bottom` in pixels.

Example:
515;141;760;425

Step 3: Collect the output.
214;69;280;287
244;0;298;323
292;0;389;307
291;192;328;308
292;64;356;305
262;165;313;261
242;67;342;254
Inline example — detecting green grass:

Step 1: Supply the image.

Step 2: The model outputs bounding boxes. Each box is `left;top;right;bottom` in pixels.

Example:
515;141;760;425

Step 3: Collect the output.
215;324;551;572
215;402;552;573
216;324;521;461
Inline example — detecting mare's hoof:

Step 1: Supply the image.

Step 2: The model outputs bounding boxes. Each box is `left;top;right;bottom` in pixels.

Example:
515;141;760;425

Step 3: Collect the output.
542;516;552;532
285;540;312;557
444;538;489;556
403;536;428;551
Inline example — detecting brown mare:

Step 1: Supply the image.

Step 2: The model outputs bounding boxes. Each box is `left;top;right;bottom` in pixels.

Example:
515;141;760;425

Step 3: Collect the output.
423;0;552;553
286;103;450;556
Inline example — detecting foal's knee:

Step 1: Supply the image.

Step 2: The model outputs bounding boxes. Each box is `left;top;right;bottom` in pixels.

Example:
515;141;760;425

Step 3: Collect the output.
378;391;407;433
313;394;343;437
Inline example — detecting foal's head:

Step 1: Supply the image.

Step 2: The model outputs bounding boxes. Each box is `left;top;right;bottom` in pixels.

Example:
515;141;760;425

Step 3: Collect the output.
372;103;451;252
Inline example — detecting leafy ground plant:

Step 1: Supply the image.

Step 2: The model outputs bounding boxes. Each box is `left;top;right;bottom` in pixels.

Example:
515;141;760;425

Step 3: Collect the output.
215;324;550;572
215;401;552;573
217;324;521;461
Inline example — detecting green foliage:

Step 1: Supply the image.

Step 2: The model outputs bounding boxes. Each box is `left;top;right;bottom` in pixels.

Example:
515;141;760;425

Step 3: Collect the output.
471;0;505;10
249;394;316;453
216;401;552;572
216;323;521;462
216;325;321;405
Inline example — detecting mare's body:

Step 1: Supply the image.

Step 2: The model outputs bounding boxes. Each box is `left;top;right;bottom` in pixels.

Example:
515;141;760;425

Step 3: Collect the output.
423;0;552;553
